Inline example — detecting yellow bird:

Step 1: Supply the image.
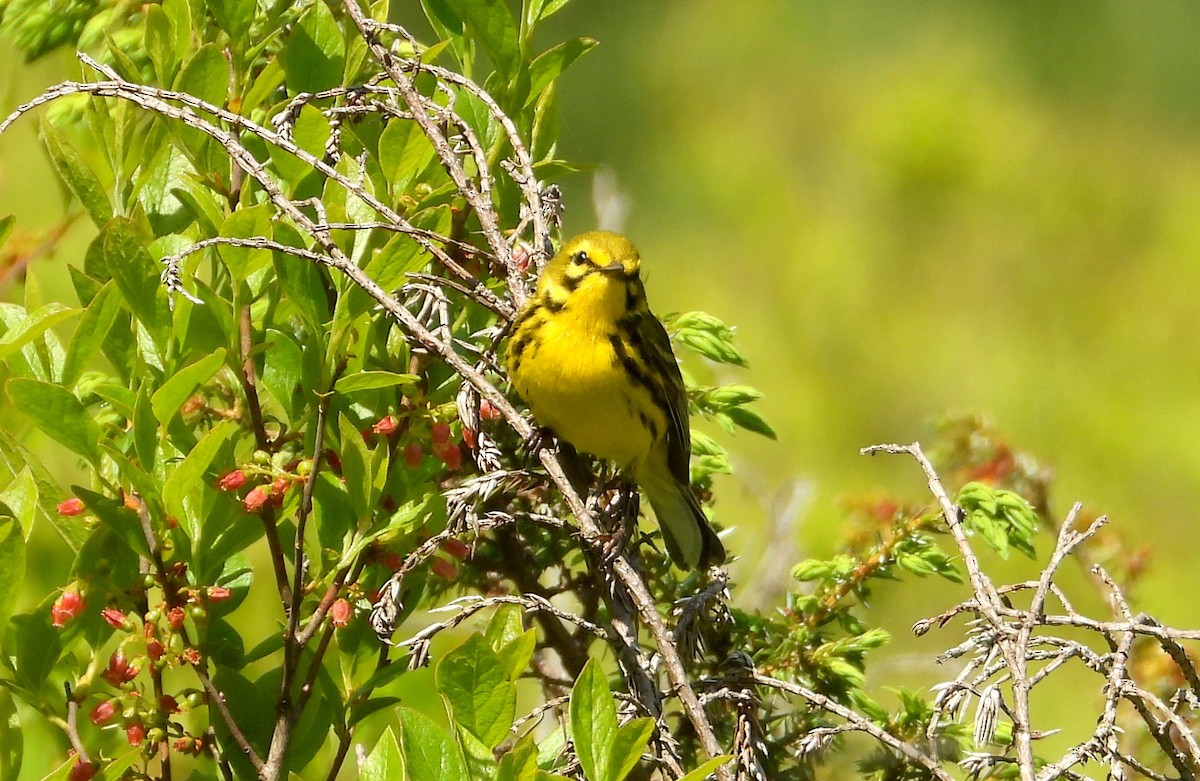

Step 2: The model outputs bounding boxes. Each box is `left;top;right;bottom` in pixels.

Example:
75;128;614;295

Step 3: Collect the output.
506;232;725;569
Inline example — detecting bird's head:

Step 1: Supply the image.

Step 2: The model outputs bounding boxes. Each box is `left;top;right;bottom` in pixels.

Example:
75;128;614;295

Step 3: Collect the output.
534;231;644;325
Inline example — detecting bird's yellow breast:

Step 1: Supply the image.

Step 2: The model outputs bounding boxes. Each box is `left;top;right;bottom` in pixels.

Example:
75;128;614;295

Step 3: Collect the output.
508;312;661;470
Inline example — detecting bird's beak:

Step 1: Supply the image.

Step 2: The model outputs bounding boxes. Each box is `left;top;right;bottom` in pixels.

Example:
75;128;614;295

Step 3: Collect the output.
600;259;638;277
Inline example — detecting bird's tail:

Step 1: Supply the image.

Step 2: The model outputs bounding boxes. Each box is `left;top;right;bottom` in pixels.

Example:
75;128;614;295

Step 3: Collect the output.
639;466;726;570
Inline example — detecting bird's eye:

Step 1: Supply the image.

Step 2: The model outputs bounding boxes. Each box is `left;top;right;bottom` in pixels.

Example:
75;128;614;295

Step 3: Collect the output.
573;251;589;266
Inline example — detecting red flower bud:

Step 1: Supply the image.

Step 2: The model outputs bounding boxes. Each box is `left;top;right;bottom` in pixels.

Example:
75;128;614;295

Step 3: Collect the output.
101;607;127;630
126;722;146;747
51;590;85;628
146;639;165;661
382;552;403;571
372;415;400;436
513;241;532;273
167;607;186;631
216;470;246;491
436;441;463;471
404;442;424;468
122;491;142;511
57;497;85;516
102;650;139;685
180;395;204;415
243;486;269;512
479;399;502;420
430;557;458;581
330;598;352;628
440;538;470;560
159;695;179;713
89;699;117;725
207;586;232;602
431;421;451;446
69;760;96;781
462;428;477;450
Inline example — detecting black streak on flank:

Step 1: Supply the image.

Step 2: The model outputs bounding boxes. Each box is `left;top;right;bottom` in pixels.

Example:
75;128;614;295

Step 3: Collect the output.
608;333;671;432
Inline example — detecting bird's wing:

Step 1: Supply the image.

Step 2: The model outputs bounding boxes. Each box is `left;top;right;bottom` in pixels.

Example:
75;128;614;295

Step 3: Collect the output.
636;312;692;483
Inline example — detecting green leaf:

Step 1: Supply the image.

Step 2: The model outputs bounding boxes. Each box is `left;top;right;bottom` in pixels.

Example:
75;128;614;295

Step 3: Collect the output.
282;0;346;93
378;119;435;196
496;732;540;781
177;44;229;107
39;119;113;227
525;37;596;107
446;0;518;79
524;0;571;31
210;0;256;42
62;282;121;387
260;329;305;423
334;370;419;394
676;756;734;781
163;419;238;540
361;728;405;781
268;104;331;185
484;603;525;651
609;718;654;781
570;659;618;781
72;487;147;559
8;611;60;690
724;406;776;439
151;349;226;425
101;218;168;343
0;215;13;251
6;379;102;465
0;519;25;633
145;5;177;84
0;688;22;781
436;634;517;749
217;204;274;283
0;467;37;540
337;413;372;521
399;707;468;781
496;630;536;682
0;303;78;366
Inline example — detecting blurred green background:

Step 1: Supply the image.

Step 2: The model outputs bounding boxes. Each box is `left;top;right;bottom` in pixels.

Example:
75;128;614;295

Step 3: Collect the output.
4;0;1200;772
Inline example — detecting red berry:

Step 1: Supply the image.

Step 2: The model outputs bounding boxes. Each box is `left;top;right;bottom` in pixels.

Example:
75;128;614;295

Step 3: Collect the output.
382;552;403;570
51;590;85;628
479;399;502;420
89;699;117;725
69;761;96;781
404;442;424;468
372;415;400;436
216;470;246;491
462;428;477;450
126;722;146;747
243;486;269;512
101;607;127;630
57;497;85;516
431;421;451;446
330;598;352;628
102;650;138;685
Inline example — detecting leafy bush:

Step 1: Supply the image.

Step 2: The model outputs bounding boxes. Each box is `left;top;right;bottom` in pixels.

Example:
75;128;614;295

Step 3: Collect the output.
0;2;1196;781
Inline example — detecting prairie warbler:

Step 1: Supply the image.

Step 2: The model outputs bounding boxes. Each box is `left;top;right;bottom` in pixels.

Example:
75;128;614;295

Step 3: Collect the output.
506;232;725;569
